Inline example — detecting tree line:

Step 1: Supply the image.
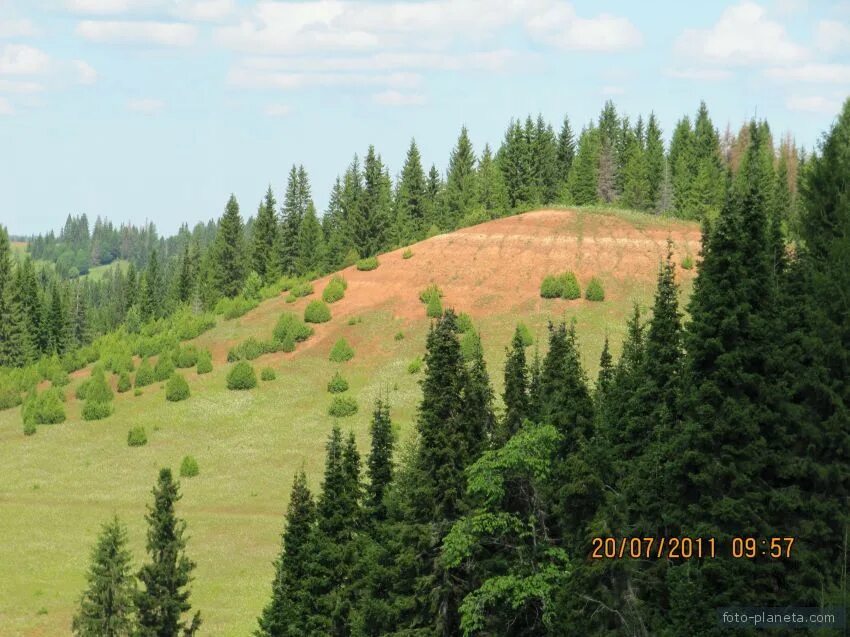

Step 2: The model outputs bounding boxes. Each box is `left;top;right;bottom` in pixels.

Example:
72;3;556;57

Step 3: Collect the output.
72;101;850;636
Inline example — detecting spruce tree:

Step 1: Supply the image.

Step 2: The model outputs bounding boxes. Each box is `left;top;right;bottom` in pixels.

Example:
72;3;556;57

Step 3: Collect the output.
212;194;246;299
323;176;351;270
252;186;279;284
366;398;394;521
256;469;316;637
295;202;325;275
348;147;391;257
136;468;201;637
645;113;665;209
497;119;531;208
476;143;508;217
563;125;601;205
278;166;304;275
395;139;428;240
444;126;478;229
498;325;529;446
0;261;34;366
73;516;136;637
176;243;193;304
595;334;613;401
459;330;495;459
424;163;444;230
556;114;576;189
533;114;560;203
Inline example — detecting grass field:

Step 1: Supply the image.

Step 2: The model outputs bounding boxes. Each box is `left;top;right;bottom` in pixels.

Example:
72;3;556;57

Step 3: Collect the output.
0;208;699;636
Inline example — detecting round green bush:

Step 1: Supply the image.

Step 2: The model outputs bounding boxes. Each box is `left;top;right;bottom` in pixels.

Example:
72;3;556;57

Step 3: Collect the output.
273;313;314;344
540;274;563;298
117;372;132;393
681;254;694;270
174;345;199;368
347;316;362;326
304;300;332;324
322;276;347;303
154;355;175;382
394;331;404;341
82;400;113;421
166;373;191;402
22;389;66;425
426;293;443;318
227;337;268;362
180;455;200;478
585;277;605;302
516;322;534;347
407;357;422;374
560;272;581;300
135;358;155;387
75;379;91;400
419;283;442;304
134;388;143;397
86;369;114;403
196;350;213;375
227;361;257;390
23;421;36;436
291;281;314;297
356;256;379;271
285;292;298;303
402;248;414;259
127;426;147;447
327;372;349;393
329;338;355;363
260;367;276;381
328;396;358;417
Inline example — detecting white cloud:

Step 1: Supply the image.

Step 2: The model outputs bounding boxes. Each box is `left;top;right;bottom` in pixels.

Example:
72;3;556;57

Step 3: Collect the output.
765;63;850;83
667;67;733;80
372;89;424;106
127;97;165;114
0;96;13;114
675;2;807;65
0;17;38;38
786;94;842;113
228;67;421;90
73;60;98;84
214;0;640;54
76;20;198;46
525;5;642;51
0;78;43;93
264;103;291;117
0;44;50;75
816;20;850;53
173;0;235;22
776;0;807;14
64;0;165;14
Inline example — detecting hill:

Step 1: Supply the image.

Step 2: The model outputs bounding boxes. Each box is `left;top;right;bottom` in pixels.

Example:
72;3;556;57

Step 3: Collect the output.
0;207;700;636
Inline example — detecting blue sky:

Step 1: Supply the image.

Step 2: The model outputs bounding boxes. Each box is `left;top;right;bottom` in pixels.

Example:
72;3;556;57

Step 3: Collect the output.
1;0;848;236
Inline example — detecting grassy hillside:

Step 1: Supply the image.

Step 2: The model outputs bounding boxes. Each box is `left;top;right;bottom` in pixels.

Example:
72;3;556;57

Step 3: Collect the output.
0;208;700;636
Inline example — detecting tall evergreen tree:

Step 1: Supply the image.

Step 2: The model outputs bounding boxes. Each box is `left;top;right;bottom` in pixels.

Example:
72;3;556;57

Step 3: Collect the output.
395;139;428;241
136;468;201;637
497;325;529;446
252;186;279;284
366;398;394;521
256;470;316;637
556;114;576;189
212;195;246;298
444;126;478;229
72;516;136;637
563;125;601;205
476;143;508;217
645;113;665;209
349;148;391;257
295;202;325;275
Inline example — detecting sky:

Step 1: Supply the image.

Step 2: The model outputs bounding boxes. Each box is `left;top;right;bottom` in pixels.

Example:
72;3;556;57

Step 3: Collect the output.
1;0;848;236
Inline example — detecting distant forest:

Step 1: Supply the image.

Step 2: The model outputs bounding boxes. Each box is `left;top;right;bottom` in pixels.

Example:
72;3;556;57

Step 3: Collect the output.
0;100;806;378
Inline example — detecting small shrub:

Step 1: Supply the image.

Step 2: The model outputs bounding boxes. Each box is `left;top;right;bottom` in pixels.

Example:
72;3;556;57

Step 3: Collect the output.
285;292;297;303
516;322;534;347
394;331;404;341
86;368;114;403
585;277;605;302
174;345;199;369
347;316;362;326
456;312;474;333
540;274;563;298
166;373;190;402
216;295;260;320
327;372;349;393
304;300;332;323
75;379;91;400
459;206;491;229
328;396;358;417
82;400;113;421
23;421;36;436
356;256;379;271
22;389;66;425
196;350;213;375
329;338;355;363
134;388;143;397
134;358;155;387
402;248;414;259
419;283;443;304
260;367;276;381
227;361;257;390
425;224;441;238
273;313;313;344
322;276;347;303
127;426;147;447
180;455;199;478
426;293;443;318
407;357;422;374
560;272;581;300
0;386;22;410
117;372;132;393
243;271;263;300
227;337;268;362
681;254;694;270
291;281;314;298
154;355;175;382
